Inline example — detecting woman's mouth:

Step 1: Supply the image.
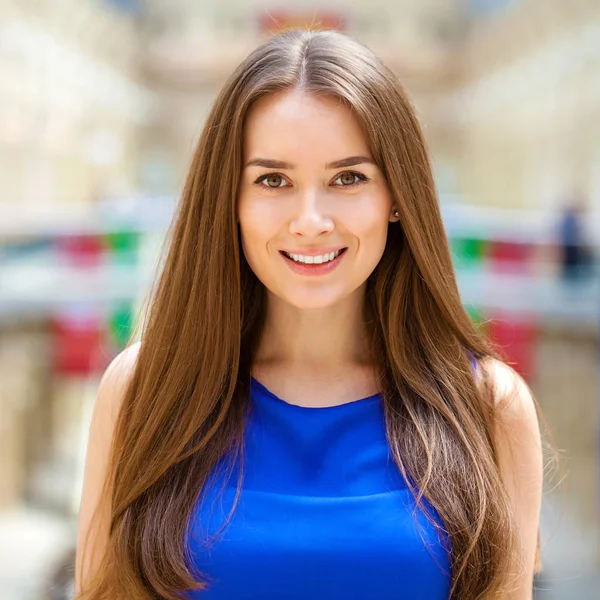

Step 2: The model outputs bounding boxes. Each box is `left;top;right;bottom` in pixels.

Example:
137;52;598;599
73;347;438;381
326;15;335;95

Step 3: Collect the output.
279;248;348;276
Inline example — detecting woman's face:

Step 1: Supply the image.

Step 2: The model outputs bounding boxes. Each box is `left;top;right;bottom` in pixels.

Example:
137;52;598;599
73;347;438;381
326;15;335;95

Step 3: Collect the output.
237;90;398;311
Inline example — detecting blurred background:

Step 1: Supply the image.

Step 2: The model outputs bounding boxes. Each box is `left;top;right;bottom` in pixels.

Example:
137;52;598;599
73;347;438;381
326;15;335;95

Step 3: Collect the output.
0;0;598;598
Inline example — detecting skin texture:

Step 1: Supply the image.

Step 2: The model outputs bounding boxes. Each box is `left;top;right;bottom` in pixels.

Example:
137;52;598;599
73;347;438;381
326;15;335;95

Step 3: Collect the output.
237;90;400;406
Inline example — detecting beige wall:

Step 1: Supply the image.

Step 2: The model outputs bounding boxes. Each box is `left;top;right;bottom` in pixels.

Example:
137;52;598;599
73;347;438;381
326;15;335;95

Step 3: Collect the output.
445;0;600;209
0;0;151;206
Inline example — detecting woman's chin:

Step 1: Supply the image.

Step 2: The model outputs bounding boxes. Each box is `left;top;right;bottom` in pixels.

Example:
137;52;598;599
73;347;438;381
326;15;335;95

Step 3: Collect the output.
278;290;348;312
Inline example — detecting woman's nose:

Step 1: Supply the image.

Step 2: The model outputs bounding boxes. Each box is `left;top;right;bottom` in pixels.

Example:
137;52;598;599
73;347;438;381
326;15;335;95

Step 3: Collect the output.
288;191;335;238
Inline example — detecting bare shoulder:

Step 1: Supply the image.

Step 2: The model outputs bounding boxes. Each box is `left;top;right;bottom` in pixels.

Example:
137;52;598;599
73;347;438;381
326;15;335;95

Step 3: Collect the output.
476;356;539;427
477;359;544;587
75;341;141;592
95;341;141;422
104;339;141;377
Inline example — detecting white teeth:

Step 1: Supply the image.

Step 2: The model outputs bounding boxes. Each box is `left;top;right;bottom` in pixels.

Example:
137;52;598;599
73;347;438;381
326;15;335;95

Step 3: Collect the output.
285;249;343;264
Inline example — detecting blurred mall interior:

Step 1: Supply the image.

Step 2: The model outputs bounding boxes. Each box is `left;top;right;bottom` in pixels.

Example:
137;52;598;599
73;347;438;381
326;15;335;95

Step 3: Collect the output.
0;0;599;598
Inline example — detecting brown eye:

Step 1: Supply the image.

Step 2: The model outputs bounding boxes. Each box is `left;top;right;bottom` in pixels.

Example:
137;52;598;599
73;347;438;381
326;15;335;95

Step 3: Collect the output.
257;173;289;188
333;171;368;187
340;172;357;185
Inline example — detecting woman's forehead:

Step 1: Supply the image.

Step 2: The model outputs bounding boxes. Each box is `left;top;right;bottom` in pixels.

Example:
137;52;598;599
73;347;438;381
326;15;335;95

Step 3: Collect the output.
243;90;371;163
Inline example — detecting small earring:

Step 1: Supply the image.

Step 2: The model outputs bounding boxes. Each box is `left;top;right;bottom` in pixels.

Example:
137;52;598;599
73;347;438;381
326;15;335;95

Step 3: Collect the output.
393;208;399;218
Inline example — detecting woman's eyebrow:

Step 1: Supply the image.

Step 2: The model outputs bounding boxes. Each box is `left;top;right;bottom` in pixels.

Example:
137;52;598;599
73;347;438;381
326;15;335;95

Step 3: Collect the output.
325;156;375;169
246;158;293;169
245;156;375;169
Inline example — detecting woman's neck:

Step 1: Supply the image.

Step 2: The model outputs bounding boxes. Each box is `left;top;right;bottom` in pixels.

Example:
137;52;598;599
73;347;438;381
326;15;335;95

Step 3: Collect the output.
254;288;373;373
251;289;380;405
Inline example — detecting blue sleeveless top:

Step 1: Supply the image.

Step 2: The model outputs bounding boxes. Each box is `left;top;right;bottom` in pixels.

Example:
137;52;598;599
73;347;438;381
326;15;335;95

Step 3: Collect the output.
185;377;452;599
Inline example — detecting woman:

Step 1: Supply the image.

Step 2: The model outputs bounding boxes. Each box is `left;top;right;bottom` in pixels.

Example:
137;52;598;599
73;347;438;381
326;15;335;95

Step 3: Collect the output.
75;29;543;599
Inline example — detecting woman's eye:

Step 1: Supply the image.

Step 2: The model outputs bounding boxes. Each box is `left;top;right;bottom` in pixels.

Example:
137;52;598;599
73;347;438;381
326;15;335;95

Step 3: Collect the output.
333;171;367;187
256;173;290;188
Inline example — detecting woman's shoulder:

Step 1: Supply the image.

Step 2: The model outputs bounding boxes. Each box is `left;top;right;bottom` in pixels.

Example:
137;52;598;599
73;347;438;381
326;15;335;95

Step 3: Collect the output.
95;341;141;422
475;359;544;581
475;356;542;496
75;341;142;591
475;356;537;419
102;341;141;382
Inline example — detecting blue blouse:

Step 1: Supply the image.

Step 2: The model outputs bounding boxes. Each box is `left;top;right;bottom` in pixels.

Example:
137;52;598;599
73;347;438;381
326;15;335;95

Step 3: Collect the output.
185;377;452;599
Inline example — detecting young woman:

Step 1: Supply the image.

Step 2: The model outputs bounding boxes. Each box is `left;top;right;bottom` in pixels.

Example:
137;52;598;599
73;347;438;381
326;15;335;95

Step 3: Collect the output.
75;29;544;600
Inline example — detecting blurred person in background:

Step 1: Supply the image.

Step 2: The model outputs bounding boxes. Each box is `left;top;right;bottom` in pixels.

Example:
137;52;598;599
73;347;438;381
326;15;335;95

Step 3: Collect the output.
75;30;544;600
558;193;593;282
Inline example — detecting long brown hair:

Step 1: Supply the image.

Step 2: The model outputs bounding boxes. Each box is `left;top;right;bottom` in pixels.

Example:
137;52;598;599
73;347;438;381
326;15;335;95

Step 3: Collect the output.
77;29;541;599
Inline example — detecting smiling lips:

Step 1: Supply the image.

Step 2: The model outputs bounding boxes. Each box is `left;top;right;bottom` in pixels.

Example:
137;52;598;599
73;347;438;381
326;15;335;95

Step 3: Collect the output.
279;247;348;275
281;248;344;264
